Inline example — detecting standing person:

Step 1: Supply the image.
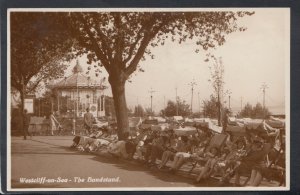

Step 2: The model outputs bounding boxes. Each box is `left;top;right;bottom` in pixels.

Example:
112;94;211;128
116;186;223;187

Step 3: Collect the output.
49;112;59;136
84;107;94;135
23;109;31;140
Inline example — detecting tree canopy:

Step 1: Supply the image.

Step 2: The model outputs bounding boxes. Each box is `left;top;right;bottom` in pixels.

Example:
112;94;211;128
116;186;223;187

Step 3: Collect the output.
66;12;254;80
161;98;190;117
203;95;219;118
134;105;145;117
11;12;73;94
239;102;271;119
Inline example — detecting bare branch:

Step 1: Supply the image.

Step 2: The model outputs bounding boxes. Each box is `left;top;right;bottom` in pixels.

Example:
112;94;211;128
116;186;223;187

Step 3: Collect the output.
124;18;170;78
93;15;113;63
123;23;147;64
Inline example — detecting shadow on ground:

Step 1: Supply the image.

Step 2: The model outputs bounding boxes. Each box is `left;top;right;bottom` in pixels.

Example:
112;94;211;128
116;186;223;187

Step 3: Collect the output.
88;152;221;187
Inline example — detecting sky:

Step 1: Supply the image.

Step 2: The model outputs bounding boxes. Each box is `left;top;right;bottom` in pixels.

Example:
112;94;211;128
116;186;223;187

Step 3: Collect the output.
62;8;289;115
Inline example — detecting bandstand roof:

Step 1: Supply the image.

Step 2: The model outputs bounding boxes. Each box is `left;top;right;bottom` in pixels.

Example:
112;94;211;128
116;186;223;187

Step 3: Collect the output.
49;61;106;90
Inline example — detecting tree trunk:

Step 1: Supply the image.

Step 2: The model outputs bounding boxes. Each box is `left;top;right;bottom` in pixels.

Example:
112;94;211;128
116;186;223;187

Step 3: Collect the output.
217;93;221;126
109;73;129;140
19;84;26;139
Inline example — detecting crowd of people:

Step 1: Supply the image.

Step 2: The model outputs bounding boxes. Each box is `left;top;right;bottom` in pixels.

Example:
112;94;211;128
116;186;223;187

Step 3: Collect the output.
70;118;285;187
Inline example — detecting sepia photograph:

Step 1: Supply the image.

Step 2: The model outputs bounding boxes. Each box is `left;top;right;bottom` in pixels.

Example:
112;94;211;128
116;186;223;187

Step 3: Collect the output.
7;8;290;191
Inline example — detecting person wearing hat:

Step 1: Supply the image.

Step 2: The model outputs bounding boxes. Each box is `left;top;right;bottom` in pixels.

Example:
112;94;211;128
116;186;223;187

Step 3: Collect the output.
84;107;94;135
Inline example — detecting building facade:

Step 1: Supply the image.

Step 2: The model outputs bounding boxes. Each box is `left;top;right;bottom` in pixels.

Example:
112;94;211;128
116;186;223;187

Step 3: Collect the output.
49;61;106;118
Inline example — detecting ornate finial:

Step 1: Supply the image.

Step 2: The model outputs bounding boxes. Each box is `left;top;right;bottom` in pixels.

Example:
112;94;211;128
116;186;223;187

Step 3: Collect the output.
72;59;83;73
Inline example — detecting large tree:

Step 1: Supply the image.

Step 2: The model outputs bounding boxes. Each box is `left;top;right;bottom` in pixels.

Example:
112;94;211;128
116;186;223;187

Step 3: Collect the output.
11;12;73;139
64;11;253;139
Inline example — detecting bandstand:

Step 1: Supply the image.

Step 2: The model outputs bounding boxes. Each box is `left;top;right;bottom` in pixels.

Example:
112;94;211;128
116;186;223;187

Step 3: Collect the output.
49;60;106;118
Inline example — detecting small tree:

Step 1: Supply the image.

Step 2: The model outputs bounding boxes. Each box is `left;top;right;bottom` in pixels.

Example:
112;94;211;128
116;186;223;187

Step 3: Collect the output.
134;105;145;117
203;95;219;119
161;98;190;117
239;102;271;119
208;57;225;126
239;103;253;118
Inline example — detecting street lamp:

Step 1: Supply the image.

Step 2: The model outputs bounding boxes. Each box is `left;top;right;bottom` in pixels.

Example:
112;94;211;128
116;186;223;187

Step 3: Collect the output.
228;90;232;110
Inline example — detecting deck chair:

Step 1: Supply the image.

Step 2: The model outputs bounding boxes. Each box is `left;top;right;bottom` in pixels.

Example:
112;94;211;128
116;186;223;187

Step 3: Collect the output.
221;142;273;186
189;133;228;173
263;131;285;186
264;148;285;186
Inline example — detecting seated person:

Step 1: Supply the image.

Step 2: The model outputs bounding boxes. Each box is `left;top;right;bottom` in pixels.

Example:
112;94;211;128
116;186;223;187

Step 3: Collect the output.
70;135;81;148
88;129;119;152
97;126;118;141
107;131;137;159
77;136;97;152
212;148;231;177
216;138;249;182
107;132;130;158
147;132;170;166
70;127;111;148
108;140;128;158
233;139;272;186
168;138;196;173
195;146;219;182
143;131;159;163
89;127;107;139
189;137;212;164
247;140;273;186
126;142;138;159
86;138;110;152
135;130;152;161
158;135;189;169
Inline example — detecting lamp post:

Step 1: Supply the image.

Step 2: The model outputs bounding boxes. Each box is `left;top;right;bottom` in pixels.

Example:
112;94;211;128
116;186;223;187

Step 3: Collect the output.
188;79;197;114
228;90;232;110
261;83;268;119
149;88;156;115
